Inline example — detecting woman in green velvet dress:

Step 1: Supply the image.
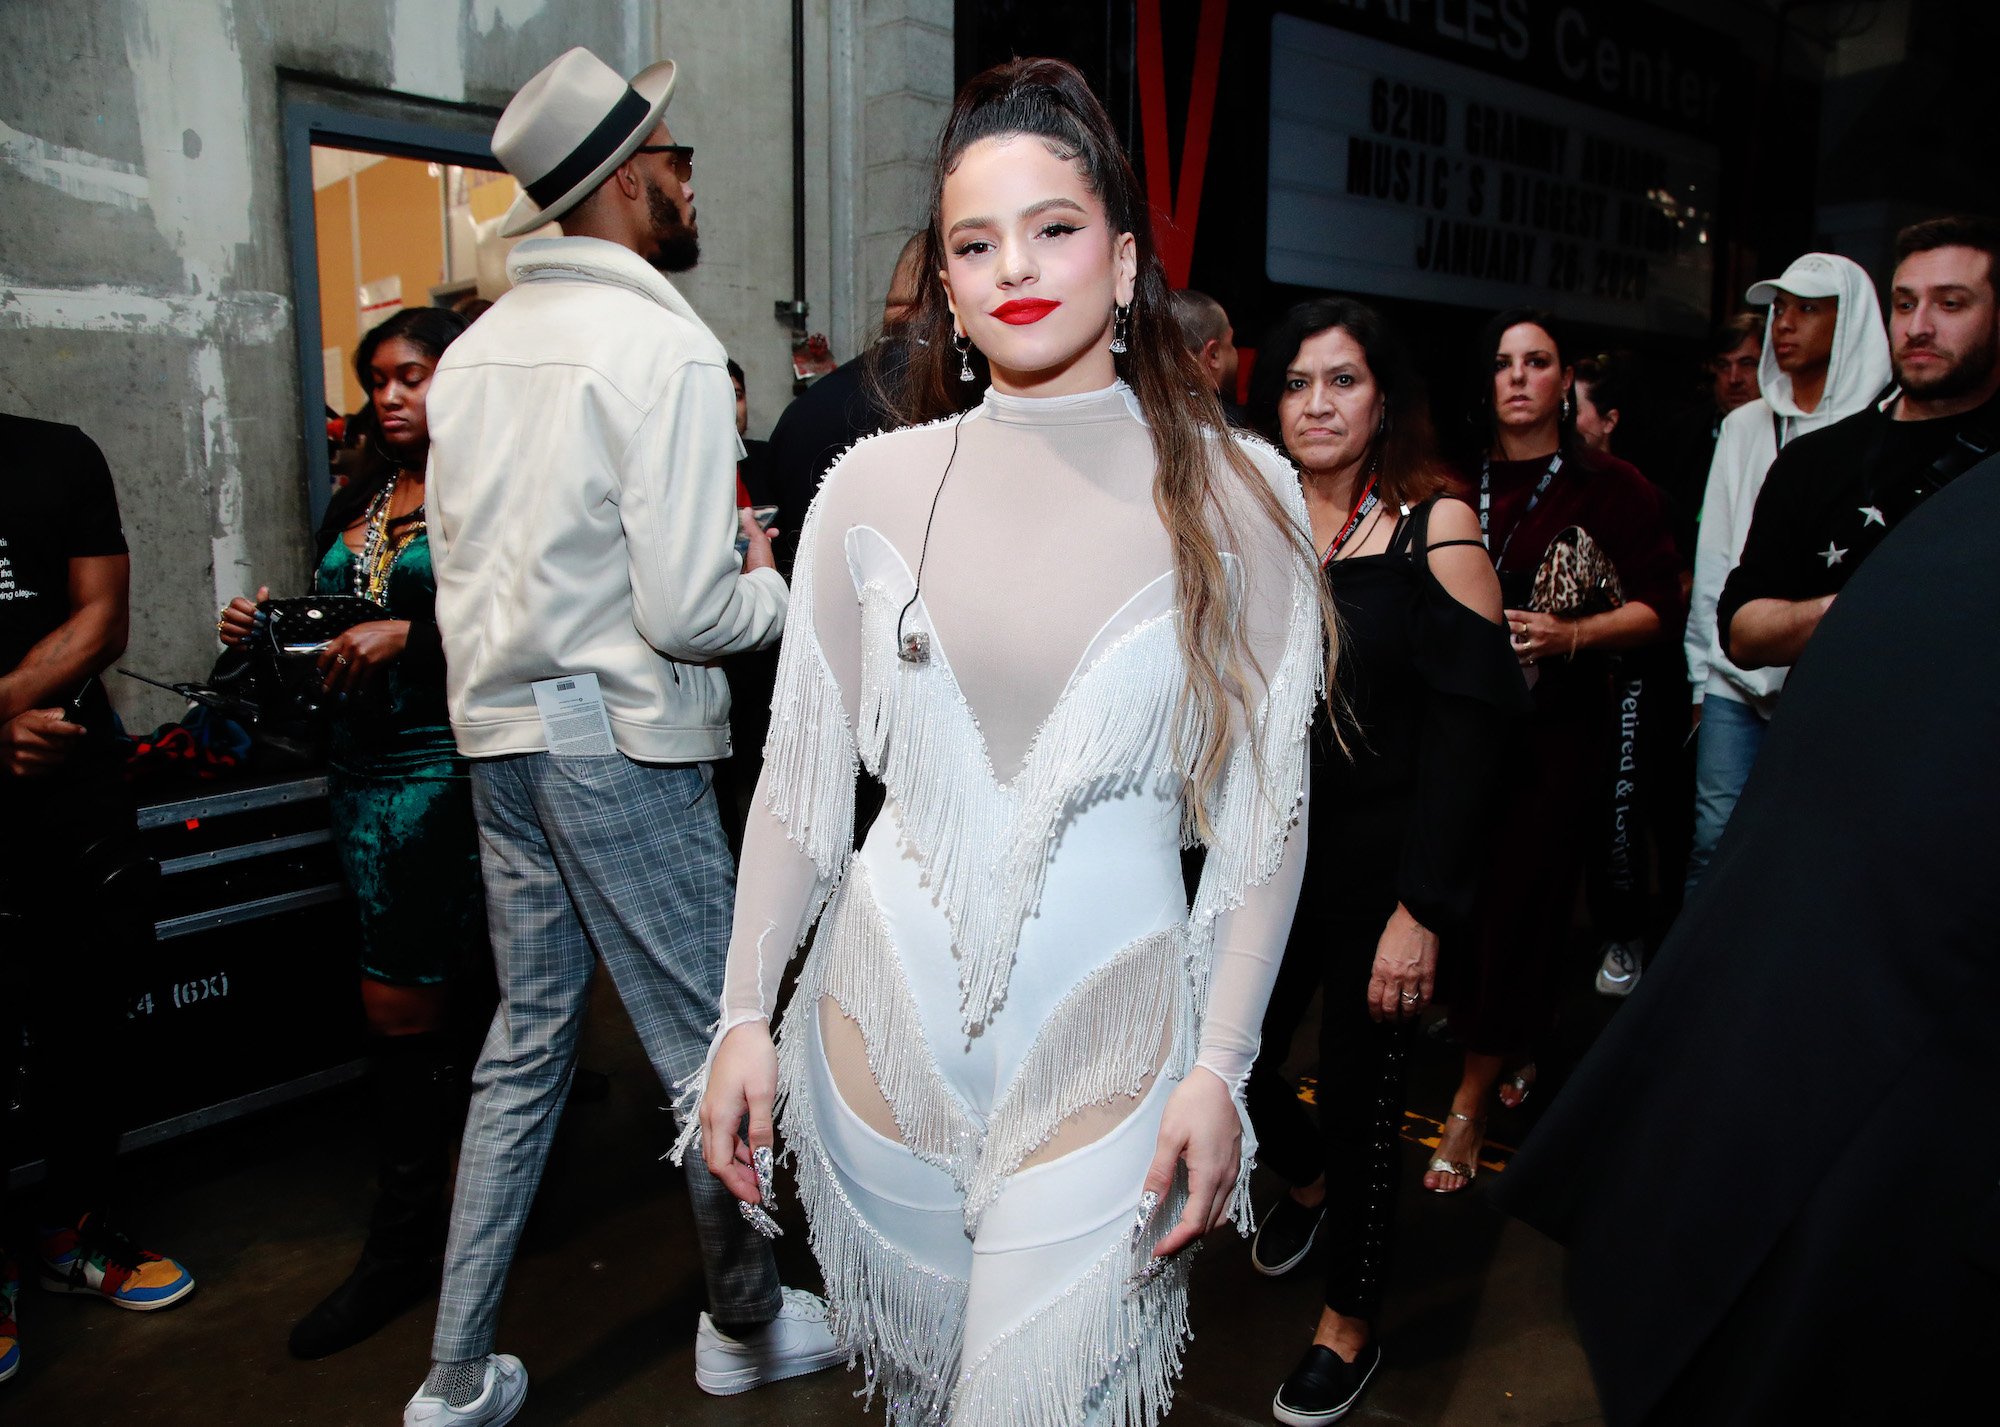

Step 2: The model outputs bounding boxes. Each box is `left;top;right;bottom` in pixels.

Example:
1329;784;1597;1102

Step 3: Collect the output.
219;305;486;1360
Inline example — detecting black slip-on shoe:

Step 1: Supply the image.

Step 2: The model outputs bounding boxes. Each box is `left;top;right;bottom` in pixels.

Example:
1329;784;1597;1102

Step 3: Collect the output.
1250;1196;1326;1276
1272;1341;1382;1425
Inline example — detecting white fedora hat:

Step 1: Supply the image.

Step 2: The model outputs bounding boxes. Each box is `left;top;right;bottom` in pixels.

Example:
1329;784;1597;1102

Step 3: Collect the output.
493;47;677;238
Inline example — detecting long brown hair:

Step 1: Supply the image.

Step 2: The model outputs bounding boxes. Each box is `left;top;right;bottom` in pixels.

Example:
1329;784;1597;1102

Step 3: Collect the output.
886;57;1338;832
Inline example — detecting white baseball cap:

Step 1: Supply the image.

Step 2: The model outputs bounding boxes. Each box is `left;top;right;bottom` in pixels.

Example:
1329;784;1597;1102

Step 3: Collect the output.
1745;252;1850;305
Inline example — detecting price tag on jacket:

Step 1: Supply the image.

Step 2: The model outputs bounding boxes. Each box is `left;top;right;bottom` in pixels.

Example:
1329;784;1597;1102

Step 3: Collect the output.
531;673;617;756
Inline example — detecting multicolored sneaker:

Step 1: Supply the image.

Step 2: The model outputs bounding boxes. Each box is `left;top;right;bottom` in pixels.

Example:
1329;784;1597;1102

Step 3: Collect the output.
1;1259;19;1383
37;1215;195;1312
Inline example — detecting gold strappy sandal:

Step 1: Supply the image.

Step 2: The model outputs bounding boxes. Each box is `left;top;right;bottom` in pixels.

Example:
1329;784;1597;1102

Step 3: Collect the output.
1426;1111;1486;1194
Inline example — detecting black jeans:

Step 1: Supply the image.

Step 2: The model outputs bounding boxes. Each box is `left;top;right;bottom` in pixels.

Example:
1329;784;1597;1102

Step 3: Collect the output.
1244;827;1413;1322
0;759;152;1227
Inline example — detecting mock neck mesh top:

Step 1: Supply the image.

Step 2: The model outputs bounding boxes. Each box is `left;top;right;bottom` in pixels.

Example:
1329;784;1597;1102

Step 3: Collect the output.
684;381;1323;1427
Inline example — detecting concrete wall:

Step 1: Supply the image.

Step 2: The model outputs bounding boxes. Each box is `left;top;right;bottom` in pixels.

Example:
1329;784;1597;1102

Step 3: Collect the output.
828;0;952;353
0;0;951;730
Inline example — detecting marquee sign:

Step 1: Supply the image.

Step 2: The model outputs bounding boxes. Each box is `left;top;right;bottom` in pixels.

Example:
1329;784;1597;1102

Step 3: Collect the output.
1266;13;1720;333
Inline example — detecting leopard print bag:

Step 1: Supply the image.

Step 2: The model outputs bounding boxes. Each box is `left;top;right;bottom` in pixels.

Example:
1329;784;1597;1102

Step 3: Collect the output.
1529;525;1624;618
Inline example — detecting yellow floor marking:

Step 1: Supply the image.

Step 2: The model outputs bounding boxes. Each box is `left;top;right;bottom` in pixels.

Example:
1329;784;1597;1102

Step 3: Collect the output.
1403;1110;1512;1173
1289;1079;1515;1172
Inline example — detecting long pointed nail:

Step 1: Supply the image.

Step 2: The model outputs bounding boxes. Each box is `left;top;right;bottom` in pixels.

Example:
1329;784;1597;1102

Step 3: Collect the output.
753;1145;776;1198
1131;1190;1159;1242
737;1200;783;1239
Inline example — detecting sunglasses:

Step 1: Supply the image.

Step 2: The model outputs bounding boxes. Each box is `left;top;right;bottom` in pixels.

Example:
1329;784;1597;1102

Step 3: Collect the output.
633;143;694;183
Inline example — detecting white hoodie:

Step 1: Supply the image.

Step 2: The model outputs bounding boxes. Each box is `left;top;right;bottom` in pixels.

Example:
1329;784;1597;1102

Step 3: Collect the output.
425;237;787;762
1686;254;1889;714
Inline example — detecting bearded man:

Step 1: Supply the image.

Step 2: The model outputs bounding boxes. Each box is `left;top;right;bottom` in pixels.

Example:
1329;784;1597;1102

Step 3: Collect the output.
404;47;839;1427
1719;216;2000;669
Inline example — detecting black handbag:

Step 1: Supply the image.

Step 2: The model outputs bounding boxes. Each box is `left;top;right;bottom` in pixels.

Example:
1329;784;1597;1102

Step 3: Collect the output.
253;594;390;718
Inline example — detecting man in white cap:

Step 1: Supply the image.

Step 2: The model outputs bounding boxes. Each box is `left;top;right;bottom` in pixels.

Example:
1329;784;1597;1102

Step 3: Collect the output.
1721;217;2000;676
403;47;839;1426
1678;251;1888;899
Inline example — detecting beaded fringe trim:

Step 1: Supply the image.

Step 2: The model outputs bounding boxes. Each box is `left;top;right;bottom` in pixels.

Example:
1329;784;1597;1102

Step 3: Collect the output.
798;863;983;1181
855;577;1185;1034
666;1074;703;1167
736;431;1321;1245
760;493;860;906
964;929;1185;1235
778;1038;968;1427
779;982;1198;1427
796;866;1189;1244
950;1182;1196;1427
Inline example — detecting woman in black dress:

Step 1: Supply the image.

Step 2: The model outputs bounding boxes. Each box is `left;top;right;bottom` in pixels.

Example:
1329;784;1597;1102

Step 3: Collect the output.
1242;298;1527;1424
1424;310;1683;1193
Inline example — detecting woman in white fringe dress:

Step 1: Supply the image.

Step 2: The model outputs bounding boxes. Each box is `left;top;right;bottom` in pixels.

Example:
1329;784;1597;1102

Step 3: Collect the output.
683;58;1334;1427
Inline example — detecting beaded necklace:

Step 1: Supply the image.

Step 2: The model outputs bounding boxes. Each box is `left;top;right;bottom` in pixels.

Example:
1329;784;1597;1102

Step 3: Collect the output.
350;473;425;604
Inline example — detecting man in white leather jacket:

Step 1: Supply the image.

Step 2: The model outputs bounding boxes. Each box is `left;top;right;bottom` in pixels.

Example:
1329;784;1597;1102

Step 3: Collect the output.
405;48;837;1427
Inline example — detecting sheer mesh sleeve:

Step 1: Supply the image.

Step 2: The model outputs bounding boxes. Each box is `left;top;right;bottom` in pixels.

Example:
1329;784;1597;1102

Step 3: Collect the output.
670;467;863;1156
1185;437;1325;1229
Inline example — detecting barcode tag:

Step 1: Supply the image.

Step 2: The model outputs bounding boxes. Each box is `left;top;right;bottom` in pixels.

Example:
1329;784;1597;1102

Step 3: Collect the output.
530;673;617;757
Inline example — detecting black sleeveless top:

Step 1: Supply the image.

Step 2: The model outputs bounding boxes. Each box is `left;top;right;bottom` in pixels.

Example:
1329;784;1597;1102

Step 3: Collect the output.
1309;497;1531;934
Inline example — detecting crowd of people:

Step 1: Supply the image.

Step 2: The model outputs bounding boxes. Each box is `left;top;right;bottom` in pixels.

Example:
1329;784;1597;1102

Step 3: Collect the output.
3;39;1995;1427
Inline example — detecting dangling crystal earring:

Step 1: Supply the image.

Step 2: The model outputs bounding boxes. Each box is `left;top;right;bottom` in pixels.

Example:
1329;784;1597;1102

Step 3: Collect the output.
1560;391;1574;423
1109;303;1130;355
955;332;974;382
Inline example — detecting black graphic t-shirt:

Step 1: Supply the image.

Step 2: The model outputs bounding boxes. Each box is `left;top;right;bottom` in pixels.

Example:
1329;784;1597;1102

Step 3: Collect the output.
0;415;128;723
1716;389;2000;648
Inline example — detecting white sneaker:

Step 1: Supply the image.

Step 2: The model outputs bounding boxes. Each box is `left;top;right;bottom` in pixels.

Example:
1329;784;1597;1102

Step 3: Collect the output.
403;1355;527;1426
1594;939;1643;997
695;1286;846;1395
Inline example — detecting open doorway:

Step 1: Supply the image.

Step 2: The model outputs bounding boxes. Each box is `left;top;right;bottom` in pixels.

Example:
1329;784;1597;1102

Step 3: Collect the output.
307;149;526;417
282;98;554;528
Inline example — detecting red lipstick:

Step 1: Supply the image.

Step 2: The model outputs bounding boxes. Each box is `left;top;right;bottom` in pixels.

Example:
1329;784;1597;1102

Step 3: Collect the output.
991;298;1060;325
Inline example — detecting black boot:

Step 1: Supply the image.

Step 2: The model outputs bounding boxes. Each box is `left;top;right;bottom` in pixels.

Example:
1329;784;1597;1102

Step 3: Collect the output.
288;1032;466;1360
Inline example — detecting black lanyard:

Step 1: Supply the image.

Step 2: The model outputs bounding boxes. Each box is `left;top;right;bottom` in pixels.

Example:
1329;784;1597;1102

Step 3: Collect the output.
1320;474;1380;566
1479;452;1562;569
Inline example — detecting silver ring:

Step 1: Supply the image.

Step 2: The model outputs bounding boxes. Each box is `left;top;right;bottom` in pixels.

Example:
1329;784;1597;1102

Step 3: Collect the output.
1400;991;1420;1003
337;654;349;666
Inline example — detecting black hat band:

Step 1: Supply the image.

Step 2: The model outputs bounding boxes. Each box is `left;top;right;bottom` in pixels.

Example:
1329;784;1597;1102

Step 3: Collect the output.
524;85;653;211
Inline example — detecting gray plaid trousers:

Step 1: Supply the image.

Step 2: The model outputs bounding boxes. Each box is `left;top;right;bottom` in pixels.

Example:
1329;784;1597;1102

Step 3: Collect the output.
431;752;782;1362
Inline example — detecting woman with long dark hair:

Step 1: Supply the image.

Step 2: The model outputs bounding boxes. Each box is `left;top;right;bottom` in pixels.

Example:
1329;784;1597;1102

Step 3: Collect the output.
1424;309;1681;1192
1241;297;1525;1422
219;305;488;1358
687;58;1335;1427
